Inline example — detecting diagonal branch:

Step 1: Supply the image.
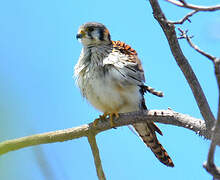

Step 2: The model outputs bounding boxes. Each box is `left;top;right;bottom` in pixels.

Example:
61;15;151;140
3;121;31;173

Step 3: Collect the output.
148;0;215;130
0;109;215;156
165;0;220;11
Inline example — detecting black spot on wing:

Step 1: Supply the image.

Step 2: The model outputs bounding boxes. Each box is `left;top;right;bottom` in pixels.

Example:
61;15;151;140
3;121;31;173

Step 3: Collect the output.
127;74;142;83
125;66;136;72
113;66;126;78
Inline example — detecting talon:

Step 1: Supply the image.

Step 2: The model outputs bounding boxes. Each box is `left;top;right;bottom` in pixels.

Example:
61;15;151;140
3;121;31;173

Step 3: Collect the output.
93;112;119;127
93;113;108;126
109;112;119;128
93;118;99;127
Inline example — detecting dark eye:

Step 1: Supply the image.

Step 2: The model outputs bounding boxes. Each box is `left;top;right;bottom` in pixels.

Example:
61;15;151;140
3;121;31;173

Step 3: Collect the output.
87;27;94;32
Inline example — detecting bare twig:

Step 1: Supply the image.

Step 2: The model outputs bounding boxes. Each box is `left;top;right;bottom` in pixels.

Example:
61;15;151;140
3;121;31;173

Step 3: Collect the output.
148;0;215;130
169;10;198;24
88;134;106;180
178;28;220;179
0;109;214;156
177;28;217;62
165;0;220;11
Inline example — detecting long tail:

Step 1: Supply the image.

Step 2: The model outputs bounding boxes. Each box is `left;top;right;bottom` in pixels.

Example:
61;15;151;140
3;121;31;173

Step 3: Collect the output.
133;122;174;167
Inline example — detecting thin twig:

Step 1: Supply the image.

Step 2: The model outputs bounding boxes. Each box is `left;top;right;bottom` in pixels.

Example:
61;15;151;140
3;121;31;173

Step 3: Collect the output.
165;0;220;11
88;134;106;180
177;28;217;62
148;0;215;130
0;109;213;156
169;10;198;24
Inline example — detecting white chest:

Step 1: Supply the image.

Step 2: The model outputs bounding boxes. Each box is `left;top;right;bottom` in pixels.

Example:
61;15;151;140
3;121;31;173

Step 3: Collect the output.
77;65;141;113
75;46;142;113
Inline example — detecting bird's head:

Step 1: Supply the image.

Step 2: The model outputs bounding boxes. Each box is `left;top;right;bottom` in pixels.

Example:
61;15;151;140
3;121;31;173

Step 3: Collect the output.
76;22;111;46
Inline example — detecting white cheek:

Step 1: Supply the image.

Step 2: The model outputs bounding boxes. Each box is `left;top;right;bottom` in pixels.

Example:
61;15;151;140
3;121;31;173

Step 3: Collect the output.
80;38;92;46
91;31;100;40
94;36;100;41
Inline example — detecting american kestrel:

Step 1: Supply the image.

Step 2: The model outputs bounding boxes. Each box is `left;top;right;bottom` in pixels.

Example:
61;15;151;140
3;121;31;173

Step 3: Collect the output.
75;22;174;167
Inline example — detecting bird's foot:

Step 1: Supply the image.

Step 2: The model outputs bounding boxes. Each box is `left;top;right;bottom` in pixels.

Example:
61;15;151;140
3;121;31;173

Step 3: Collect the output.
109;112;119;128
93;112;119;128
93;113;108;126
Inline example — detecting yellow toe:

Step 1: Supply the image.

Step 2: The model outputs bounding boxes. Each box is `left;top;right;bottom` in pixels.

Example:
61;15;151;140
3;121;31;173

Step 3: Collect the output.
93;112;119;127
93;113;108;126
109;112;119;128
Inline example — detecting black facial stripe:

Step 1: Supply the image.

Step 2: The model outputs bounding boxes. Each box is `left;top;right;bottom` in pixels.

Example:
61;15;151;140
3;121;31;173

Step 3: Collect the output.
87;31;93;39
99;29;104;41
108;33;111;41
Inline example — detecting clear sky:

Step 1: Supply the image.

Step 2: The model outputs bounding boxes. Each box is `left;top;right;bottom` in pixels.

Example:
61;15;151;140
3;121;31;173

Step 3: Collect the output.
0;0;220;179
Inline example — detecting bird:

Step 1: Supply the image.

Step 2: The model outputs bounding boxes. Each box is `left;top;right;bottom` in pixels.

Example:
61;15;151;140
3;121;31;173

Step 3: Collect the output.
74;22;174;167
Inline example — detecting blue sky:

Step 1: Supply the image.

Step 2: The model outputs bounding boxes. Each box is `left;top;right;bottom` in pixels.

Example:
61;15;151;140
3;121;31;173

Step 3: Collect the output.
0;0;220;179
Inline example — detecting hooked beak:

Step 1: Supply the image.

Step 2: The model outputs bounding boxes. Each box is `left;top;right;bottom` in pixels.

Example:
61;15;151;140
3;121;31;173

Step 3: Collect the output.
76;33;83;39
76;30;86;39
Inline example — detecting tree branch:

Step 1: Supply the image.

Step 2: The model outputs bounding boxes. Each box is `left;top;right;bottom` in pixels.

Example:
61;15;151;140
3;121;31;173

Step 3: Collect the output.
148;0;215;130
88;134;106;180
165;0;220;11
0;124;91;155
169;10;199;25
177;29;220;179
177;28;218;62
0;109;217;179
0;109;215;156
148;2;220;177
204;81;220;178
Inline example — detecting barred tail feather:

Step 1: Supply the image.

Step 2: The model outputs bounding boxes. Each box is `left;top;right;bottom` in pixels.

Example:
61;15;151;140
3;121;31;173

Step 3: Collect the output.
141;85;164;97
133;122;174;167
